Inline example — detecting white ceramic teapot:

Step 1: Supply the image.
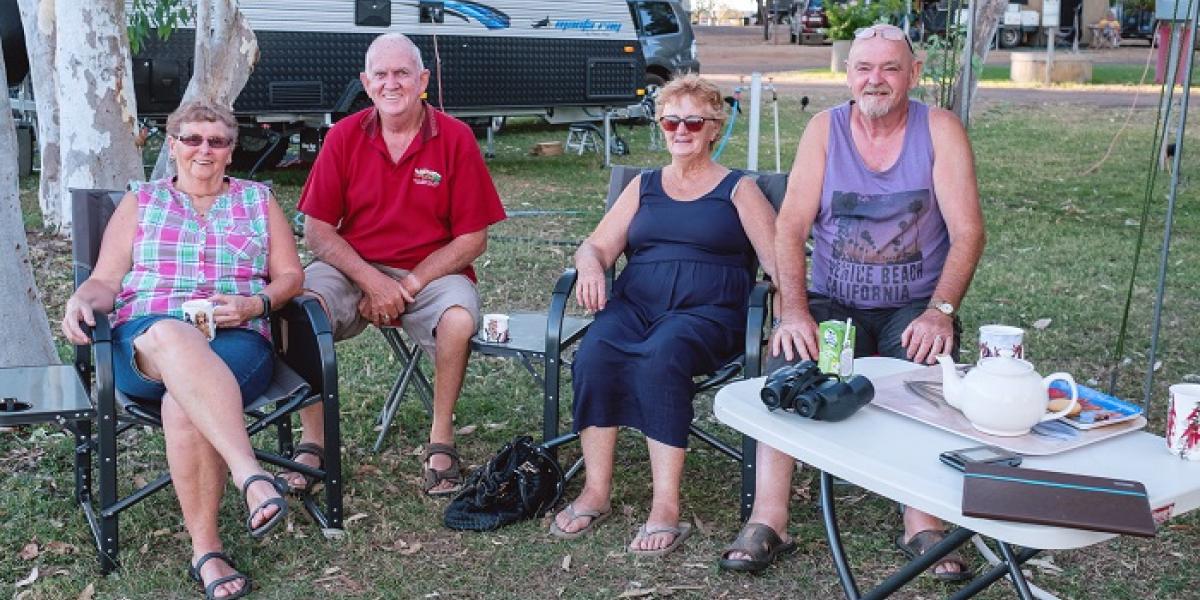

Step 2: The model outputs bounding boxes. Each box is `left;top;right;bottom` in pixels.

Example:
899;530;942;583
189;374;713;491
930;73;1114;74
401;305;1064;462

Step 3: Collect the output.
936;354;1079;437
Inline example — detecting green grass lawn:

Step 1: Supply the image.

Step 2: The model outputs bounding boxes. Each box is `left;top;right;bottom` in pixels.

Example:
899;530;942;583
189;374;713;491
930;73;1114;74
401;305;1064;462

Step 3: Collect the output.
5;98;1200;598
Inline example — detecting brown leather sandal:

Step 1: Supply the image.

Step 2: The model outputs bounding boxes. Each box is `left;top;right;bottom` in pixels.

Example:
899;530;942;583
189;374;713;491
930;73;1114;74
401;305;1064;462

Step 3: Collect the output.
421;442;464;497
718;522;797;573
895;529;972;582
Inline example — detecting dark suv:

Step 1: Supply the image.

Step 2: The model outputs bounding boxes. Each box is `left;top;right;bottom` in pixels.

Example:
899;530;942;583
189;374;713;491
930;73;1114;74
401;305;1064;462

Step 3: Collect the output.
789;0;831;45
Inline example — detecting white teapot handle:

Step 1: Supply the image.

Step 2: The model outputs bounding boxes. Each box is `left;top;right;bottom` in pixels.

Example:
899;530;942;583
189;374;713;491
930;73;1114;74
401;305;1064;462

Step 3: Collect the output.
1040;372;1078;423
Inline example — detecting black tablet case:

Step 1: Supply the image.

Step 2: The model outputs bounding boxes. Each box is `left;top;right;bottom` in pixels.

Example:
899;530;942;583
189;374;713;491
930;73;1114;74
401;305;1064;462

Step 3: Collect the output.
961;463;1157;537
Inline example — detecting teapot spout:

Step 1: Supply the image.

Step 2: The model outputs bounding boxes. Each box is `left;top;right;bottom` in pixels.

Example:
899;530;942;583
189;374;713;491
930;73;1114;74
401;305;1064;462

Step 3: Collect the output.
936;354;964;409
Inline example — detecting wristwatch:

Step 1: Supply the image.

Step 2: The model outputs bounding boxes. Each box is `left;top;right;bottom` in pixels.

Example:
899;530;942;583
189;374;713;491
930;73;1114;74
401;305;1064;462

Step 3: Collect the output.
928;299;955;316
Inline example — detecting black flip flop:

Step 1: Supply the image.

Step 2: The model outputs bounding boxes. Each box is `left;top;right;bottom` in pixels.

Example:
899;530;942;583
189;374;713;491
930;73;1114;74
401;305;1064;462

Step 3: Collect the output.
894;529;972;582
242;473;288;539
718;522;798;573
188;551;252;600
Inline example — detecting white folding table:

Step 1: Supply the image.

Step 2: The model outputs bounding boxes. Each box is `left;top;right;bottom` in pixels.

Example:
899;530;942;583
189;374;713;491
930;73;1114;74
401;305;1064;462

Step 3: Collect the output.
714;357;1200;599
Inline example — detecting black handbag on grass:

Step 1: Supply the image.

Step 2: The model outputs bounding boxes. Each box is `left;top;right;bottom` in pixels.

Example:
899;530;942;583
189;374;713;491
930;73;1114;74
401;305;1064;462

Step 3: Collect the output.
443;435;564;531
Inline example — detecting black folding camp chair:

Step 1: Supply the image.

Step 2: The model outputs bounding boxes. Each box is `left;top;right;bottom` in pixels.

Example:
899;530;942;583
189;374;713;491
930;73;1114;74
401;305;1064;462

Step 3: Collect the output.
69;188;344;573
534;166;785;502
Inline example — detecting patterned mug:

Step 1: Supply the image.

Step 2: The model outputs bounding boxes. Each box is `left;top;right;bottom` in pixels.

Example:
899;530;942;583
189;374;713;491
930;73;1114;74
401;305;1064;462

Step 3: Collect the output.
1166;383;1200;460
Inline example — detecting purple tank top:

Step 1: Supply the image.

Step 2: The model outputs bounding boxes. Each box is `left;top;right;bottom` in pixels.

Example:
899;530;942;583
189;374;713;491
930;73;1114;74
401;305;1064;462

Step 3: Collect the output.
810;100;949;309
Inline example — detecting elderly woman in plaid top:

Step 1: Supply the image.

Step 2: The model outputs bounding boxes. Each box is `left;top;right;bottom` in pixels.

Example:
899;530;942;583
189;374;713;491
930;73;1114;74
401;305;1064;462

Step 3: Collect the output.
61;101;302;600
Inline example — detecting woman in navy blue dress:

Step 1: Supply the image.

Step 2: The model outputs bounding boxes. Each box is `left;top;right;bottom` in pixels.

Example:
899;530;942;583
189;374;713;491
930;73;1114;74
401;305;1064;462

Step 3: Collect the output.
549;76;777;555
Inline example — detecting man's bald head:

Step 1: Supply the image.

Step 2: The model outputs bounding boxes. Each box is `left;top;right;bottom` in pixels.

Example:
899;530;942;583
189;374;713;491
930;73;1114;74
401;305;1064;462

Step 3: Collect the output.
365;33;425;73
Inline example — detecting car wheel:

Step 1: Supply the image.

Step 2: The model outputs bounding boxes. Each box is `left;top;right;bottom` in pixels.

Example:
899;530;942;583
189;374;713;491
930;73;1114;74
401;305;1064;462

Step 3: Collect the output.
999;28;1021;48
644;72;667;96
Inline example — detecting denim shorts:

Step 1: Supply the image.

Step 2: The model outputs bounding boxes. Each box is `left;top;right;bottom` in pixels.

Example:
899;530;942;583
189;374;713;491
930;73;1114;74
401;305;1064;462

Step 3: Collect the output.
112;315;275;405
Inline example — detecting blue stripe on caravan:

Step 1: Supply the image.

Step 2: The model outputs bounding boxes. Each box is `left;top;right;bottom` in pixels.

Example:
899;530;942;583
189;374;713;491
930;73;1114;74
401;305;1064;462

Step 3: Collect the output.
964;472;1147;498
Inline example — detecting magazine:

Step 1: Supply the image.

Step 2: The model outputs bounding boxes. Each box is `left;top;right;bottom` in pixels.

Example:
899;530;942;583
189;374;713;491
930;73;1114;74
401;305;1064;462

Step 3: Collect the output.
1048;381;1144;430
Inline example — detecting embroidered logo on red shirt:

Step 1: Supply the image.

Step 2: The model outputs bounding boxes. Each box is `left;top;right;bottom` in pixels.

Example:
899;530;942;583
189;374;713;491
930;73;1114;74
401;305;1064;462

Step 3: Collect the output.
413;168;443;187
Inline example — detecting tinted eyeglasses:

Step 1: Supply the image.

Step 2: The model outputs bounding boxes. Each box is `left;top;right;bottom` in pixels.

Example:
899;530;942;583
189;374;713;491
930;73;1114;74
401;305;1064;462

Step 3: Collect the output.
854;25;915;54
659;115;720;133
174;134;234;149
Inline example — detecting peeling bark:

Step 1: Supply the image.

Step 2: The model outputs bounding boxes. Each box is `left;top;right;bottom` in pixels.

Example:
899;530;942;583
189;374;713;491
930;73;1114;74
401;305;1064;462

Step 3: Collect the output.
17;0;62;230
0;41;58;367
151;0;259;180
54;0;143;233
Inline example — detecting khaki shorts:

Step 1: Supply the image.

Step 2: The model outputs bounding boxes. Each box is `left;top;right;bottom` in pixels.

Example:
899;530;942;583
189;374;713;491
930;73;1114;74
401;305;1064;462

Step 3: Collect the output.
303;260;481;353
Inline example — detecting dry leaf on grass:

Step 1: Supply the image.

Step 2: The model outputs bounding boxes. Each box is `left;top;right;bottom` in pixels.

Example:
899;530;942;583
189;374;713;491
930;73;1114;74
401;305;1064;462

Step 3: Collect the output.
345;512;369;525
19;542;39;560
323;567;341;576
561;554;572;571
455;424;478;436
400;542;423;556
46;541;78;555
16;567;39;588
355;464;382;477
78;583;96;600
1033;318;1052;330
616;589;654;598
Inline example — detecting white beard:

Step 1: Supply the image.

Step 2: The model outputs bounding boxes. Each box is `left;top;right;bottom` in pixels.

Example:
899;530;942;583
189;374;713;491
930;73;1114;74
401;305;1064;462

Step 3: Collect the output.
857;92;894;119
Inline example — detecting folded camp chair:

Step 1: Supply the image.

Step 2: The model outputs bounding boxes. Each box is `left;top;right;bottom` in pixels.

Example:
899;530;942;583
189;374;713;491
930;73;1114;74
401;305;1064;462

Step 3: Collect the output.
69;188;343;574
538;165;786;503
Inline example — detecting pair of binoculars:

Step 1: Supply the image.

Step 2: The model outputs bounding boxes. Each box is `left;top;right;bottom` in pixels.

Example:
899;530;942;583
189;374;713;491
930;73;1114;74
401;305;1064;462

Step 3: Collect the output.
760;360;875;422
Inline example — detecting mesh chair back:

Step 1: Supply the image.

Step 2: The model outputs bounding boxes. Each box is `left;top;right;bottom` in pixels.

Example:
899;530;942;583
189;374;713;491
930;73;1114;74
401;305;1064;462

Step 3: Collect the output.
70;188;125;286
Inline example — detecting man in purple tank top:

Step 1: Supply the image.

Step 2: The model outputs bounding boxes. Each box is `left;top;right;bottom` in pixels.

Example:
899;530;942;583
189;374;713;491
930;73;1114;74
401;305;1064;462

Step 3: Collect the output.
719;25;986;579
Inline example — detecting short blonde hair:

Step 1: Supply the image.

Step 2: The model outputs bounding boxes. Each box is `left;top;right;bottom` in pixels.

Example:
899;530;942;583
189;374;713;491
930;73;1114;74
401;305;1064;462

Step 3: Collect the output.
165;101;238;139
655;75;726;124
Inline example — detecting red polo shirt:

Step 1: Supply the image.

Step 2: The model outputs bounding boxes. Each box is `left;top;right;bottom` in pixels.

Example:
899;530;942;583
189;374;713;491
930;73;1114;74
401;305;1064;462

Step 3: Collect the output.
298;104;506;281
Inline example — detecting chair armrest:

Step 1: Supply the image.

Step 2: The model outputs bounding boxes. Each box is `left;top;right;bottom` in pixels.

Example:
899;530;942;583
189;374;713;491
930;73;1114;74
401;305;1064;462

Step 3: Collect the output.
274;297;336;398
80;313;116;420
744;279;775;379
546;268;578;353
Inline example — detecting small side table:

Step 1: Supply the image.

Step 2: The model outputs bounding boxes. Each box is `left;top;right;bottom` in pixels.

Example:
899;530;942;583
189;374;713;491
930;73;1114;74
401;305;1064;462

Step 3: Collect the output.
0;365;94;427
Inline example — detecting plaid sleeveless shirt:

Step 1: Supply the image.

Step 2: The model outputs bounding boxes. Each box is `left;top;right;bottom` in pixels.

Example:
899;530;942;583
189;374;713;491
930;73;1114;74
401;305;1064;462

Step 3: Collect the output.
112;177;272;340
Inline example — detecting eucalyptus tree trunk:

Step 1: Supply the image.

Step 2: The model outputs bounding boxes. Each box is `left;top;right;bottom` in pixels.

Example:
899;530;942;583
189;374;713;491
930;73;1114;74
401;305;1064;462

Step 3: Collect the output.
16;0;61;230
949;0;1008;120
0;41;58;367
52;0;143;232
150;0;259;180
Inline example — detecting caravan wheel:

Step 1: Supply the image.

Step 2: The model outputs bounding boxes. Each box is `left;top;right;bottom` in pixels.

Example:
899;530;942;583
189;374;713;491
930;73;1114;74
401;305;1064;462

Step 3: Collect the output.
999;28;1022;48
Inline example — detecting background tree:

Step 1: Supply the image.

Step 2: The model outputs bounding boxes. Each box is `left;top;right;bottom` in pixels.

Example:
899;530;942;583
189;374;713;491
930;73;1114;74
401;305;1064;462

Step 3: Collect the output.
16;0;60;229
0;39;56;366
949;0;1008;120
149;0;259;179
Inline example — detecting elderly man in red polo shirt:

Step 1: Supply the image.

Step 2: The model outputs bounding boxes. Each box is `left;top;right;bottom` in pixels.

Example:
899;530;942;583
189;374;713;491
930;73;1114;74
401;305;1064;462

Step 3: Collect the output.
287;32;507;496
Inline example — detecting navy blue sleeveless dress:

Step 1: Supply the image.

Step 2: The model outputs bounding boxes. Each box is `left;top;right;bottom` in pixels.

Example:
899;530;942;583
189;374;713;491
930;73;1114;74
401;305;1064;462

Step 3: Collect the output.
571;169;756;448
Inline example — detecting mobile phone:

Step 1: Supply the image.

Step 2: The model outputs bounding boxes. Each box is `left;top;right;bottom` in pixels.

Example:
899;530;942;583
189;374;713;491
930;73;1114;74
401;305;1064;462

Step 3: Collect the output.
939;445;1023;472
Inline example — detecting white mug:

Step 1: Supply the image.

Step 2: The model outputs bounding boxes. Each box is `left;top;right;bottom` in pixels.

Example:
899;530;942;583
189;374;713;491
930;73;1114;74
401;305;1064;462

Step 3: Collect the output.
481;313;510;344
978;325;1024;360
1167;383;1200;460
181;299;216;342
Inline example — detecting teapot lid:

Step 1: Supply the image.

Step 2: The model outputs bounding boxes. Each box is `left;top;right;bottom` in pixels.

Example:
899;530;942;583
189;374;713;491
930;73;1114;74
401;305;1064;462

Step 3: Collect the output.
977;355;1034;375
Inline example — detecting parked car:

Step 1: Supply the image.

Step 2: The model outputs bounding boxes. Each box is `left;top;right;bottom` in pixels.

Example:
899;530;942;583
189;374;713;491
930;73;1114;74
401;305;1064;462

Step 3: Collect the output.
627;0;700;89
789;0;832;45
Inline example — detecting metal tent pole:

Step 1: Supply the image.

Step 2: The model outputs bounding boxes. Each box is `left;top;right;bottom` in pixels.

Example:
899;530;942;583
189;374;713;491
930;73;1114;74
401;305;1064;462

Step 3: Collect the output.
747;72;762;171
1142;8;1199;408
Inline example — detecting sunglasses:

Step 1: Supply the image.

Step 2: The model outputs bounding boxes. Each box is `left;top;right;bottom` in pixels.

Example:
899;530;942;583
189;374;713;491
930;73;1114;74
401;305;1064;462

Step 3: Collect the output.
854;25;915;54
174;134;234;149
659;115;720;133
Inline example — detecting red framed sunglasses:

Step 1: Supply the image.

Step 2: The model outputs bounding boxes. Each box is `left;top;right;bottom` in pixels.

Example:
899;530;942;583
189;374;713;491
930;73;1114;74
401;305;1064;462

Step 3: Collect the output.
174;134;234;149
658;115;719;133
